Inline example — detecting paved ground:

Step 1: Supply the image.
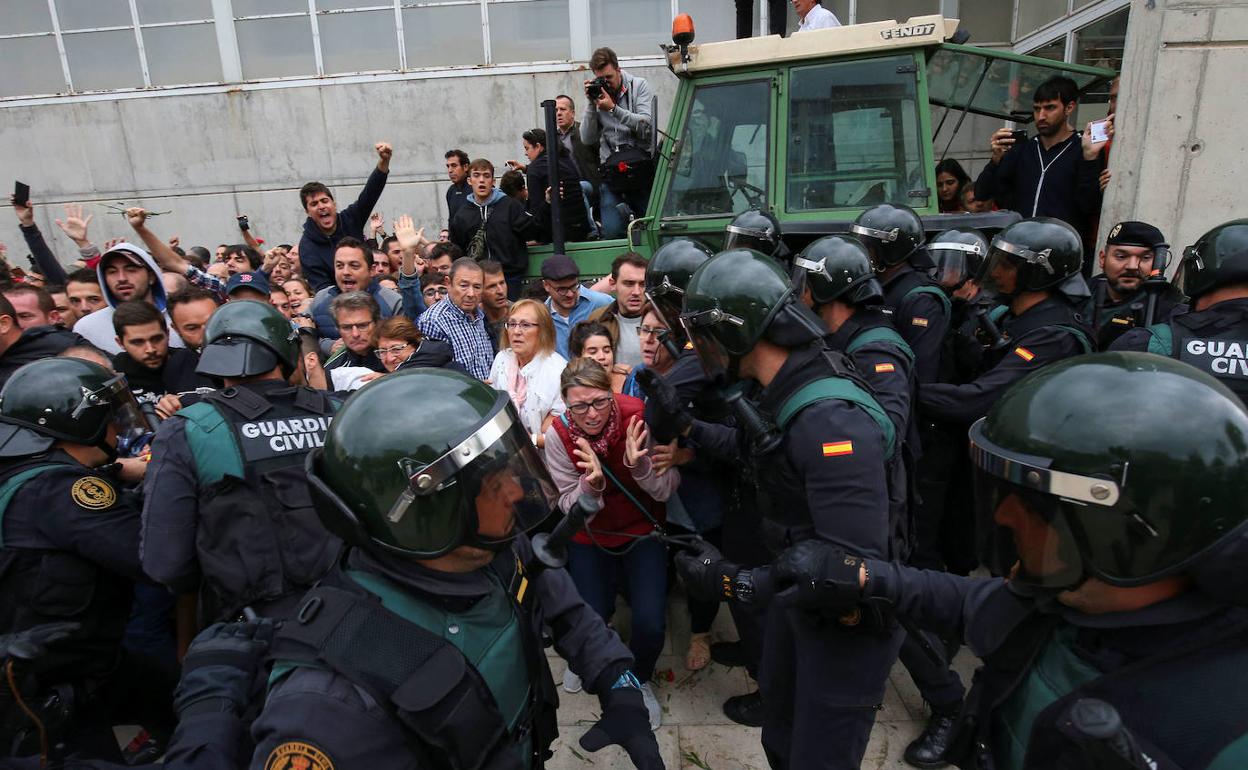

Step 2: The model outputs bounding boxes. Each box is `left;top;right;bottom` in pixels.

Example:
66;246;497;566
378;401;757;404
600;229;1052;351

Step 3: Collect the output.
544;587;979;770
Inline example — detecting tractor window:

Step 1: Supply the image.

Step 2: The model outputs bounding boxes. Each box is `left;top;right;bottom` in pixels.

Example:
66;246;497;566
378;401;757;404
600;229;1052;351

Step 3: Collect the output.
663;79;770;218
785;55;926;212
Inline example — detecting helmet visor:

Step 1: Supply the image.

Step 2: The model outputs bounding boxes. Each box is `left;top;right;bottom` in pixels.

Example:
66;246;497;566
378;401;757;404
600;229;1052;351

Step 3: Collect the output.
75;374;151;450
382;406;556;557
724;226;773;255
644;280;684;335
1173;244;1203;297
977;248;1023;296
928;242;982;290
681;307;740;381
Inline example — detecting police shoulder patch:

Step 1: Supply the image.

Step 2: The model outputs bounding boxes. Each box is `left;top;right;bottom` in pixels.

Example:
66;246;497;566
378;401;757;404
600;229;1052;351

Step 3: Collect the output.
874;362;896;373
1013;347;1036;362
71;476;116;510
911;317;929;327
264;741;335;770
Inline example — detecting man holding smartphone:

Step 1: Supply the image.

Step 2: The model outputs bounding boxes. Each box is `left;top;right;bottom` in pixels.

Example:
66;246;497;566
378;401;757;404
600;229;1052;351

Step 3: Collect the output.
973;76;1111;273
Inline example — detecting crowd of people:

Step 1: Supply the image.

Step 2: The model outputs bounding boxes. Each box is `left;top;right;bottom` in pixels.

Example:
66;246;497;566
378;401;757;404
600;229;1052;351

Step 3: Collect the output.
0;34;1245;770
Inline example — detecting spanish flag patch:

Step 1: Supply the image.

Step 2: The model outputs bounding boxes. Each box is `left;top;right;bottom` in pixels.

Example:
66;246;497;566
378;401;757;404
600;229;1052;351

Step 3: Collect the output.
822;441;854;457
1013;347;1036;362
874;363;896;373
911;317;929;327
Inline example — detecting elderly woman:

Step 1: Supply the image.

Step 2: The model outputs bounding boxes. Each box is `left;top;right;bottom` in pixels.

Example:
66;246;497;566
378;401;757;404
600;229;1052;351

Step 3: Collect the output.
569;320;631;393
542;357;678;729
488;299;566;445
375;316;461;373
621;304;677;398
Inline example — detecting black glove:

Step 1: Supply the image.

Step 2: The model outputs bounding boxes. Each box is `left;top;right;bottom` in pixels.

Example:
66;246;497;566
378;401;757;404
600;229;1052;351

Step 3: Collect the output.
0;622;79;663
173;619;275;719
635;368;692;444
771;540;865;610
674;539;739;603
580;676;665;769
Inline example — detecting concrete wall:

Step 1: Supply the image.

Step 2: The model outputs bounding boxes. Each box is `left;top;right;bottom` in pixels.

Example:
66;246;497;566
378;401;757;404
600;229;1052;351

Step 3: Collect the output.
1101;0;1248;257
0;65;679;268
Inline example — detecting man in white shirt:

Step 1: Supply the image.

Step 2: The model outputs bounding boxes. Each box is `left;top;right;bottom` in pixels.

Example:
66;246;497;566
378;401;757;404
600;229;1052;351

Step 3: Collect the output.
794;0;841;32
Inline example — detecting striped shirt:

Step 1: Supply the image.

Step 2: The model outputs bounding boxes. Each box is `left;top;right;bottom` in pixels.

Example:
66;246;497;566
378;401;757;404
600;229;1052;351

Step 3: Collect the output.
416;299;494;380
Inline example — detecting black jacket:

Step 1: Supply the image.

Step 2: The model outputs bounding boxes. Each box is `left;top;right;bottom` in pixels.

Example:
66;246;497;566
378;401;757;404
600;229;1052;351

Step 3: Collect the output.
396;338;467;374
448;190;537;277
298;167;389;292
525;150;589;244
0;325;88;388
113;347;213;405
974;132;1103;242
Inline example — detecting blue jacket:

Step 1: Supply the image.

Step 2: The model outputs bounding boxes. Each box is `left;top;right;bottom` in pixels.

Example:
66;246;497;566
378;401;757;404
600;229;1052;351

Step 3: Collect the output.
298;167;389;292
310;280;404;343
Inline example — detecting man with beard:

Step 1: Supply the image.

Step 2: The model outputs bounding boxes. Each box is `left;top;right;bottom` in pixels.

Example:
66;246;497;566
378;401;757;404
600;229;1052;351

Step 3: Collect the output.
974;77;1110;263
1084;221;1185;349
111;301;213;420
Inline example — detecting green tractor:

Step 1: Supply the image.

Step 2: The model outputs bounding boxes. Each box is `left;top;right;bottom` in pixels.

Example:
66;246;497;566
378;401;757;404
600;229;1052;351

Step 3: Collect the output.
525;13;1115;279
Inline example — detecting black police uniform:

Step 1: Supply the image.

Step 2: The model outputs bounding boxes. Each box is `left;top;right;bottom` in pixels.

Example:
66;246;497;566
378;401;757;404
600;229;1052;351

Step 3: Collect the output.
141;381;341;621
688;344;903;769
881;265;951;384
1111;298;1248;406
250;536;636;770
920;296;1092;424
1085;274;1185;350
0;452;175;759
861;564;1248;770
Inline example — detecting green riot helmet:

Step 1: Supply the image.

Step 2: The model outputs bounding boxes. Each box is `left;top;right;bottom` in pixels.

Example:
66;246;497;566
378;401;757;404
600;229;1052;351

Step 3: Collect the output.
724;209;785;262
1173;219;1248;301
681;248;827;381
980;217;1085;298
306;368;556;559
970;352;1248;590
196;299;300;379
646;237;714;332
0;358;149;459
792;235;883;307
928;228;990;291
851;203;926;271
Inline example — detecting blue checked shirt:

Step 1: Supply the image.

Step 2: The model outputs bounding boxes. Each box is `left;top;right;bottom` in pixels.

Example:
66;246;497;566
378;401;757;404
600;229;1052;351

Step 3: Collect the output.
416;299;495;380
184;265;228;301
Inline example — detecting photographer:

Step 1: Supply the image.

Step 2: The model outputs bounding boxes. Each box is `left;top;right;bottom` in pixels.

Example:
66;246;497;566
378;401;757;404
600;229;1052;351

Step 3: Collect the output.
580;47;655;239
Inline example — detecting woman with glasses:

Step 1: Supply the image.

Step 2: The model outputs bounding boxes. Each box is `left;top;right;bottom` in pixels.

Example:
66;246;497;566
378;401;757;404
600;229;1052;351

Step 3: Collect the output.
543;357;678;729
568;320;631;393
487;299;566;446
375;316;461;373
621;304;677;398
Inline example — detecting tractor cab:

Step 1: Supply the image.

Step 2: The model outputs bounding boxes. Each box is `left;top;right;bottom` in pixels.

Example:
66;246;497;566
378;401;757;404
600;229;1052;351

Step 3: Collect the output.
526;14;1116;278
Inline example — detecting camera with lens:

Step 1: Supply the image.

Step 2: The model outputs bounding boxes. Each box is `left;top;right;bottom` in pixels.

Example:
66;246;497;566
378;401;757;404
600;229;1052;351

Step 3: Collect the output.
586;76;611;101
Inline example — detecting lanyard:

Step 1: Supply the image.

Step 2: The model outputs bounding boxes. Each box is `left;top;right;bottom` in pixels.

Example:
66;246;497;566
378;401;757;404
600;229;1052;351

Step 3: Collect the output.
1031;136;1075;216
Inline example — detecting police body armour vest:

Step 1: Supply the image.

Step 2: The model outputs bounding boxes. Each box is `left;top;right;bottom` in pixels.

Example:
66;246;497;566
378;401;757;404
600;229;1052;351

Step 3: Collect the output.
180;385;342;620
1150;309;1248;405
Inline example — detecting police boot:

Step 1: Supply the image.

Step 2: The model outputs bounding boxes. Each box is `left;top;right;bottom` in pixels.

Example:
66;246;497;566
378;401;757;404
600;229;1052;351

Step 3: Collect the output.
903;709;958;769
722;690;764;727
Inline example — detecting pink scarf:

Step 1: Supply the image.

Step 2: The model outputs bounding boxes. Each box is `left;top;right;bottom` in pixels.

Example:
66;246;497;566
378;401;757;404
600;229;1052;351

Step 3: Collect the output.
507;352;528;412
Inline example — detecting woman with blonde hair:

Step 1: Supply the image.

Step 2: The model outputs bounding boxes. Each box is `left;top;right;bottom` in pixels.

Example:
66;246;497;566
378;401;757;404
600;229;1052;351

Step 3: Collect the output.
542;357;677;728
488;298;566;445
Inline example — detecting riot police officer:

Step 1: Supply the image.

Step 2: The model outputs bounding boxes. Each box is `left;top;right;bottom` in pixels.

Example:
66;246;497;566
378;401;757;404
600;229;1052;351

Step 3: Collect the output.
0;358;175;761
764;352;1248;770
927;227;997;385
852;203;950;383
919;217;1093;424
1112;219;1248;406
1086;220;1185;349
141;300;341;623
793;235;968;769
252;368;663;769
724;208;790;266
672;248;903;769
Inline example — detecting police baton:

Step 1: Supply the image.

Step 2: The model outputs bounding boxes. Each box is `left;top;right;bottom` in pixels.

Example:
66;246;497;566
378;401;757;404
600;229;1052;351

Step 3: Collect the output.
1141;269;1169;328
531;494;604;571
973;305;1011;351
1064;698;1154;770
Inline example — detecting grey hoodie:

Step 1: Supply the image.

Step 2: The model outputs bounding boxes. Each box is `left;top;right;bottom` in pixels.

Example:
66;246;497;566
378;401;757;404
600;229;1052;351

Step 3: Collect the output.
72;242;185;355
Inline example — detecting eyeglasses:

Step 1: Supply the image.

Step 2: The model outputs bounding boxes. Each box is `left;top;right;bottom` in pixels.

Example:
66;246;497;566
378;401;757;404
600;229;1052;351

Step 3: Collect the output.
505;320;539;331
374;343;413;357
567;396;613;415
547;283;580;296
422;287;449;297
638;324;669;338
339;321;375;333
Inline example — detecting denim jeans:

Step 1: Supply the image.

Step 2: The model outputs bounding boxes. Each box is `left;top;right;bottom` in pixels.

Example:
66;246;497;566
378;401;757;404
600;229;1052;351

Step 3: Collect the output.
566;537;667;683
579;180;600;238
599;184;650;240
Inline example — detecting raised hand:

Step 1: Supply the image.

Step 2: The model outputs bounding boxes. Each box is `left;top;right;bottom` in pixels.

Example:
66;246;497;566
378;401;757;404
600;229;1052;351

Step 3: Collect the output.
623;416;650;467
573;437;604;488
369;211;385;236
9;194;34;227
124;206;148;230
375;142;393;171
55;203;93;246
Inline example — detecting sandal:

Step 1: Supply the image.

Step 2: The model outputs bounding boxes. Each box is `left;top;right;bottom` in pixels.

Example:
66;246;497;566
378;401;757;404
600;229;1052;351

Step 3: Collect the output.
685;632;712;671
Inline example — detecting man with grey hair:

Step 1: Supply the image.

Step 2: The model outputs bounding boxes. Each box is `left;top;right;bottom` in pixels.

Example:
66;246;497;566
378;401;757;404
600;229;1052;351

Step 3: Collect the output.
325;291;385;375
416;257;494;380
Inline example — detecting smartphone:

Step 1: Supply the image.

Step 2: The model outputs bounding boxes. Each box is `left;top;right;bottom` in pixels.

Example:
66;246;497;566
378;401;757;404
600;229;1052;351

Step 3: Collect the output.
1009;129;1027;145
13;181;30;207
1089;119;1110;143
